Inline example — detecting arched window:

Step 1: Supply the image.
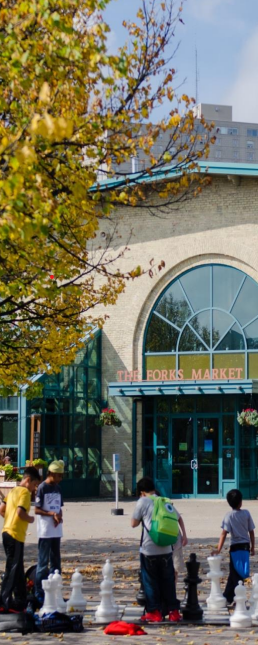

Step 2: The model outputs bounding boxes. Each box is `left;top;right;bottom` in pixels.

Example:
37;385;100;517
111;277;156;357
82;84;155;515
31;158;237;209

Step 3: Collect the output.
144;265;258;380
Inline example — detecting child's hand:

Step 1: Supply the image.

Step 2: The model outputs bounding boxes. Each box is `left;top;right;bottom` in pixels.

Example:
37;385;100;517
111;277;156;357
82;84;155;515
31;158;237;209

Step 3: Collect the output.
211;549;220;555
182;537;188;547
28;515;35;524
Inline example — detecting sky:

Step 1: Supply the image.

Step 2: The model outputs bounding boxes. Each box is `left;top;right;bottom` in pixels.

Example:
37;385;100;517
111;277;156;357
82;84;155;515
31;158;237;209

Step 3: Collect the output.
104;0;258;123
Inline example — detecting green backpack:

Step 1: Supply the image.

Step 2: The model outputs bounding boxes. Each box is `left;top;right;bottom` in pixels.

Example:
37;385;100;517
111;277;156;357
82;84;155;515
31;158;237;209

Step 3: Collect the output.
147;496;179;547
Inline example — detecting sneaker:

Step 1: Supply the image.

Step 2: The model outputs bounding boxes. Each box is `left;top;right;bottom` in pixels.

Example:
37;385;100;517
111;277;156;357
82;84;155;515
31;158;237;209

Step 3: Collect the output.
141;610;163;623
169;609;183;622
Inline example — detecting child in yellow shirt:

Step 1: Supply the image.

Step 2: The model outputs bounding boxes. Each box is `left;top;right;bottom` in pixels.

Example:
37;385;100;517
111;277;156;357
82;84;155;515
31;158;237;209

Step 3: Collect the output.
0;466;41;611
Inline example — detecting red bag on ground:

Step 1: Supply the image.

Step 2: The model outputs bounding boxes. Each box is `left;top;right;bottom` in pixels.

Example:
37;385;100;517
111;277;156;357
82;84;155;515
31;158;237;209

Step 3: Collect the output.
104;621;147;635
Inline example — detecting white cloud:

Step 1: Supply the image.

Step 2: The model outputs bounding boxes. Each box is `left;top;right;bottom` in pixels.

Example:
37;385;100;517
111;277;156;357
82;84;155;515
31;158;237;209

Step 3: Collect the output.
224;27;258;122
189;0;233;23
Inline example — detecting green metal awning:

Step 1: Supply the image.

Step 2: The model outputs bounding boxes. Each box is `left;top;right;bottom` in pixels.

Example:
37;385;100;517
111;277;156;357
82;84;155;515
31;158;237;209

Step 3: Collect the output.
109;379;258;397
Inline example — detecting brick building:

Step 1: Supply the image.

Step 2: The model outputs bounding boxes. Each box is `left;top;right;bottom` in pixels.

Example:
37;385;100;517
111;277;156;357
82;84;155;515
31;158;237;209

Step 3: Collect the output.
2;160;258;499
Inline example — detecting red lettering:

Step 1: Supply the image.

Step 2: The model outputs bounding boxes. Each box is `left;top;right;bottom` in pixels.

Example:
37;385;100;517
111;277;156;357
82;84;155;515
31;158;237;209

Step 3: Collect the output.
235;368;243;379
117;371;124;381
169;370;176;380
124;371;133;381
229;368;236;379
212;369;219;380
203;369;211;379
177;369;184;380
153;370;161;381
219;368;227;379
161;370;168;381
146;370;153;381
133;370;140;381
192;369;202;380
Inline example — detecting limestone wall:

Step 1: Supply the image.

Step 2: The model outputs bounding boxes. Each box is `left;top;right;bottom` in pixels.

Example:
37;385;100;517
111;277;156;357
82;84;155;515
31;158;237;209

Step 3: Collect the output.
99;175;258;495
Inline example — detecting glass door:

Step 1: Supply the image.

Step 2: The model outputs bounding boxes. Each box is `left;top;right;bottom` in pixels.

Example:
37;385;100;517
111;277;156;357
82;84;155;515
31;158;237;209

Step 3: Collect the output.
172;417;194;495
196;417;219;495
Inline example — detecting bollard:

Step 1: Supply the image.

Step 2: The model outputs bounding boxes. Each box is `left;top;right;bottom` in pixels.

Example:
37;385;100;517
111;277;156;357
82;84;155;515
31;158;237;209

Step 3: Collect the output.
182;553;203;621
136;569;146;607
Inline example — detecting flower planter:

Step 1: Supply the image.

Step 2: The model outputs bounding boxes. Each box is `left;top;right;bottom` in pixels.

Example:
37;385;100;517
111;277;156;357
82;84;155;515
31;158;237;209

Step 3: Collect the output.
0;480;19;501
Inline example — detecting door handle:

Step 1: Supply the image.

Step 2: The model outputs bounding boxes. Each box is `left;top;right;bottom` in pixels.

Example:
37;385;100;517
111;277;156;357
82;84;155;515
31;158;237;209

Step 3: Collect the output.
191;459;198;470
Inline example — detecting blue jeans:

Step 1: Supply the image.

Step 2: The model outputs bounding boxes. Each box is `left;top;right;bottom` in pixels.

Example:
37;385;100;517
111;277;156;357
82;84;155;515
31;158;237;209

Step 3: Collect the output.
35;538;61;598
140;552;180;615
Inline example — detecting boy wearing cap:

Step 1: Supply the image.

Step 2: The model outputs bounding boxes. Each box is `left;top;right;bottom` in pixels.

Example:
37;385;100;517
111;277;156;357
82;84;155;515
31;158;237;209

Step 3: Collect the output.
35;460;64;604
0;466;41;611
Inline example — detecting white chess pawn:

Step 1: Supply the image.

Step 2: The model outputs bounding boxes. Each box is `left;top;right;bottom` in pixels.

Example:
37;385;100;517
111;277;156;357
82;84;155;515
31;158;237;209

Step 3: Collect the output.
66;569;86;612
230;581;251;629
248;573;258;615
251;575;258;624
206;556;226;610
39;574;58;616
95;559;119;623
53;569;67;612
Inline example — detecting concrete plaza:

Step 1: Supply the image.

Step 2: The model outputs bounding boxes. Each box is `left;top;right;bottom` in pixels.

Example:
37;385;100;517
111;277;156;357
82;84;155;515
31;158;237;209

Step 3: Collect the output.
0;498;258;644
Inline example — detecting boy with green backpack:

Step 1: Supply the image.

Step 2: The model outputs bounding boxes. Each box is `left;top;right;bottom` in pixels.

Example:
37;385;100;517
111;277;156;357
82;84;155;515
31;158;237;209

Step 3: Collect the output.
131;476;182;623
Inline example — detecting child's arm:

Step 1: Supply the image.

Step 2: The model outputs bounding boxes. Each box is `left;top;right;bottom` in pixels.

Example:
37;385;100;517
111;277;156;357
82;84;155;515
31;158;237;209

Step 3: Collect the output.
17;507;34;523
249;529;255;556
0;501;6;517
178;516;188;546
211;529;228;555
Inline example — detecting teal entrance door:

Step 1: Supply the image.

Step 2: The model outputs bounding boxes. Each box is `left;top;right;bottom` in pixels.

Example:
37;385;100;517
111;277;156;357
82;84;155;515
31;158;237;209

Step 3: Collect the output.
170;415;220;497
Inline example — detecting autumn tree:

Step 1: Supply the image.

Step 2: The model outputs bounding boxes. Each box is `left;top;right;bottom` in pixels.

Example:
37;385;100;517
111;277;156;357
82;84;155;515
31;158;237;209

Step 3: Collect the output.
0;0;215;394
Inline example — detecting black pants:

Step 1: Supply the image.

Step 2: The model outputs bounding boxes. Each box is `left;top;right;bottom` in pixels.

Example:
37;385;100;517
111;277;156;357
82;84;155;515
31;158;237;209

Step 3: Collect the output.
223;542;250;604
1;532;27;610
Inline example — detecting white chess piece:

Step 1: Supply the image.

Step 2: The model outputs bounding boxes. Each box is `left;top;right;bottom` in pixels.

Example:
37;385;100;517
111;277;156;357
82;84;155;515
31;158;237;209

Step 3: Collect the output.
39;574;58;616
230;581;251;629
206;556;227;610
53;569;67;612
251;575;258;624
248;573;258;615
66;569;87;612
95;559;119;623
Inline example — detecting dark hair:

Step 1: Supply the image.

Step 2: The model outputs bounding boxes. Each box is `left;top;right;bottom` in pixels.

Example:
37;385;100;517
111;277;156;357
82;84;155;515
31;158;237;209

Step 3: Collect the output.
23;466;41;482
227;488;242;509
136;476;155;496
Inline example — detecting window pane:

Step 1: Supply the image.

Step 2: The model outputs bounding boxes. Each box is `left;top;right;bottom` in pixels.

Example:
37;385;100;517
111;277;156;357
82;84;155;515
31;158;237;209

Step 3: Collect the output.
74;416;86;446
60;415;72;445
0;415;18;444
213;310;234;347
179;354;210;379
191;311;210;347
232;277;258;326
180;266;210;312
196;396;220;413
156;281;191;327
156;447;169;479
213;266;243;311
144;417;154;446
87;447;100;477
157;417;168;445
60;367;72;392
144;447;154;478
248;353;258;378
88;369;100;399
179;325;208;351
215;323;244;350
145;317;178;352
223;396;235;413
73;447;86;478
213;353;245;378
0;397;18;411
156;398;170;413
45;415;58;444
171;396;194;413
223;416;235;445
244;319;258;349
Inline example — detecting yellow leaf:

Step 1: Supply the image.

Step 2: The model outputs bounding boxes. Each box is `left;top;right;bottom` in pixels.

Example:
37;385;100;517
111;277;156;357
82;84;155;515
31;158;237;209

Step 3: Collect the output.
39;82;51;103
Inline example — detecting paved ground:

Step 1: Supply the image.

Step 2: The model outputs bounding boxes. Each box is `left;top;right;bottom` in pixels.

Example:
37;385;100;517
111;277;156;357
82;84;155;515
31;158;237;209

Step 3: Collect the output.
1;499;258;643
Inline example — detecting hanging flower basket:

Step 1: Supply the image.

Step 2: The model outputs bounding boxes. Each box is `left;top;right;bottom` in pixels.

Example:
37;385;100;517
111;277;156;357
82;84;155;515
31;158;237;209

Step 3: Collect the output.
95;408;122;428
237;408;258;427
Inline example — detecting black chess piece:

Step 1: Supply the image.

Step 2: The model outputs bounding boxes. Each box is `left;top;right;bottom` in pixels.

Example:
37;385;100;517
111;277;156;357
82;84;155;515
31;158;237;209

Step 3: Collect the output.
136;569;146;607
182;553;203;621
